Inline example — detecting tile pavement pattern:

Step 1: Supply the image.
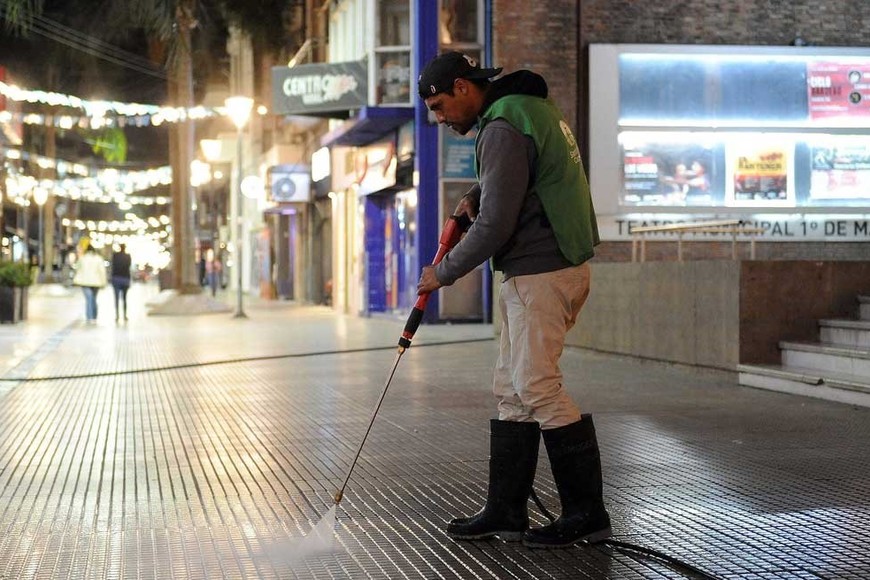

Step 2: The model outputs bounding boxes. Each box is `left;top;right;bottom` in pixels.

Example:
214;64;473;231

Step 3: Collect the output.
1;301;869;579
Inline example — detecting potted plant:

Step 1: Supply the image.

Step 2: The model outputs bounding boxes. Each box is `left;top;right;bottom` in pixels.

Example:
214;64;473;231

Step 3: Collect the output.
0;261;34;323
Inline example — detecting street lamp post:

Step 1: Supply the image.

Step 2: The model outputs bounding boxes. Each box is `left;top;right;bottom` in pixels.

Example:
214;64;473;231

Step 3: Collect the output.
33;187;49;281
224;96;254;319
199;138;223;297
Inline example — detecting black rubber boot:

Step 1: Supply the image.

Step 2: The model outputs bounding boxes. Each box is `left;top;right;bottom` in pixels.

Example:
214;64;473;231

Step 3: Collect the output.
446;420;540;541
523;414;612;548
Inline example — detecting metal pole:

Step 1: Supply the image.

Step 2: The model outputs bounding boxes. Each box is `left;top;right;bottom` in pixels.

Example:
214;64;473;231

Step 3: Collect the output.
38;204;44;274
234;126;246;318
335;347;406;505
22;202;29;263
677;233;683;262
212;183;219;297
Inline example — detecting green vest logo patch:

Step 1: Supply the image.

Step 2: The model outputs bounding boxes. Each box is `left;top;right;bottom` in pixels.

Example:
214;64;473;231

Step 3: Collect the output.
559;120;581;165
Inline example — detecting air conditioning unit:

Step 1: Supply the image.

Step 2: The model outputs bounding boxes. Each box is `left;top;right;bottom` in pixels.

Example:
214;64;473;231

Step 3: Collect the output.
269;166;311;203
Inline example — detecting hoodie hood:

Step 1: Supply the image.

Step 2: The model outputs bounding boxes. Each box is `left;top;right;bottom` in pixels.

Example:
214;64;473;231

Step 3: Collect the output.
482;70;548;113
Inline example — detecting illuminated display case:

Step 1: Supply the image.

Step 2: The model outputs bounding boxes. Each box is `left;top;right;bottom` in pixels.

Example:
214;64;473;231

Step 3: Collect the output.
589;44;870;241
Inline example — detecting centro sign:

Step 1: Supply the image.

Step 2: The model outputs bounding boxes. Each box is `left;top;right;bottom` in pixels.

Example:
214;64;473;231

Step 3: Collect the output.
284;75;358;105
272;60;367;115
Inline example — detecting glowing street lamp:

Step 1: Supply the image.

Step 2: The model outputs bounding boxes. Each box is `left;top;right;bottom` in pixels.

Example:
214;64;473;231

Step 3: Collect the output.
200;139;222;163
224;96;254;318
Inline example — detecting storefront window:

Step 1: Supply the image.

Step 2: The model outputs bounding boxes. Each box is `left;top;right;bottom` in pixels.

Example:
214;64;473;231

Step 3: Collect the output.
440;0;479;47
379;0;410;47
436;0;485;320
441;181;474;221
440;181;483;320
375;0;411;105
377;51;412;104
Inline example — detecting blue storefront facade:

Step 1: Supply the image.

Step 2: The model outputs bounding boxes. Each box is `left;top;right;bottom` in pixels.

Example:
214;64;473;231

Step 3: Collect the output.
272;0;491;322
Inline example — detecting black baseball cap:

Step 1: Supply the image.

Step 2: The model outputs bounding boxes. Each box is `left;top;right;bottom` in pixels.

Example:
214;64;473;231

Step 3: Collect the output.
417;52;503;99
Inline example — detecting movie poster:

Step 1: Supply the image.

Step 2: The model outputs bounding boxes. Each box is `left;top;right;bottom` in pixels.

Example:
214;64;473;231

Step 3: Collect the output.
810;139;870;201
620;139;718;207
728;144;791;205
807;61;870;122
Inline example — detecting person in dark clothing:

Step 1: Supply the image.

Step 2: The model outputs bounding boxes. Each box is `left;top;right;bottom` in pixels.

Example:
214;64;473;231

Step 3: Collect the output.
416;52;609;548
111;244;132;321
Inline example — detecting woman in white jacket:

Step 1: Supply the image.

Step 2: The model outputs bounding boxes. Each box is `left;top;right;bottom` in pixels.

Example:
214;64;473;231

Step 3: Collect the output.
73;245;107;322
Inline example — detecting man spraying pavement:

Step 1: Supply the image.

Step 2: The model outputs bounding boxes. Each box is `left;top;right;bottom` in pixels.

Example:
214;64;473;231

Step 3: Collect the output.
416;52;610;548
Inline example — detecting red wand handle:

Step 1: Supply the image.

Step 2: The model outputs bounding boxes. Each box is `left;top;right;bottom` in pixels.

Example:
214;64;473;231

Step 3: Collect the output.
398;213;472;349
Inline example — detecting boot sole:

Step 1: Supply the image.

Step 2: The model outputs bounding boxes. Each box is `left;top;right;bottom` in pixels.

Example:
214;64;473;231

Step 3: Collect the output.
447;530;525;542
523;526;612;549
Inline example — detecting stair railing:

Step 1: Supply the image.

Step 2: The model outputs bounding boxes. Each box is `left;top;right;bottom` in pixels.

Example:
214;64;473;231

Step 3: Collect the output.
629;219;766;262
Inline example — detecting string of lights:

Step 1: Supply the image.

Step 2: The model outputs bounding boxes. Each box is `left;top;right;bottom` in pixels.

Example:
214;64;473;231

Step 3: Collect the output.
1;145;170;178
2;146;173;206
0;108;173;129
0;80;219;123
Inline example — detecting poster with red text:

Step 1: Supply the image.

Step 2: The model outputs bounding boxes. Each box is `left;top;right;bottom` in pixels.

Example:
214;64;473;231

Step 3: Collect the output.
807;61;870;121
728;144;791;205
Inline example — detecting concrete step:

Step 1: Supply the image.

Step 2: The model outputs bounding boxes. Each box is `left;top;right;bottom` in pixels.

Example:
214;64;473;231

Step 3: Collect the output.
860;295;870;321
780;341;870;377
819;319;870;349
737;363;870;407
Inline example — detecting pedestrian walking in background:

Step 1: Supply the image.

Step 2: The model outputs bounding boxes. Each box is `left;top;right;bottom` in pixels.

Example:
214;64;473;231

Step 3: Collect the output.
205;248;221;297
416;52;609;548
111;243;132;321
72;241;107;323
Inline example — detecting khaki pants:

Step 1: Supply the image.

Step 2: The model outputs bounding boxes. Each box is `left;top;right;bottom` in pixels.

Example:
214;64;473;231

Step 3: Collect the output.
493;262;591;429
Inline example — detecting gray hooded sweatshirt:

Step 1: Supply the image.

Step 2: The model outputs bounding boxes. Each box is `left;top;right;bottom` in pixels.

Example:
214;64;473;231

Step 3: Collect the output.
435;71;573;285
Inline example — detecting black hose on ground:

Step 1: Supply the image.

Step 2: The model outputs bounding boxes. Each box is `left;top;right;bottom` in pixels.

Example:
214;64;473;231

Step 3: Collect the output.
528;489;724;580
0;338;494;382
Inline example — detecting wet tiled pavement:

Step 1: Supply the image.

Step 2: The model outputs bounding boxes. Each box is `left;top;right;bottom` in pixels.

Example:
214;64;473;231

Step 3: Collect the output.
1;283;869;579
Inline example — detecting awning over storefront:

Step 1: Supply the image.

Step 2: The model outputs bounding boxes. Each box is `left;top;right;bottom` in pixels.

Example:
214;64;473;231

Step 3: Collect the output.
320;106;414;148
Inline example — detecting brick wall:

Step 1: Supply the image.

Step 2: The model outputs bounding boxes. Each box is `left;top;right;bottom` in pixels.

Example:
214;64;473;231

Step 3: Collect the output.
492;0;870;262
578;1;870;47
492;1;579;131
492;0;870;134
594;241;870;263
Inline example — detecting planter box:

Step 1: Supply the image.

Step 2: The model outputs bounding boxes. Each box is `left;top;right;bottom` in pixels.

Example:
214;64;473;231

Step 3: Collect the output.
0;286;22;324
557;260;870;370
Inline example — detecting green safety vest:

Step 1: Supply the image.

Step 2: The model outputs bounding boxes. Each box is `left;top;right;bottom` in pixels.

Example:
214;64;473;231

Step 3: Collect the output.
477;94;600;264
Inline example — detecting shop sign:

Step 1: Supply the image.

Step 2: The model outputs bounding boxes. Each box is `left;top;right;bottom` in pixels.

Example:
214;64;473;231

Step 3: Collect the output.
328;147;357;191
397;121;414;163
356;139;397;195
441;129;477;179
272;60;367;115
311;147;332;198
311;147;331;182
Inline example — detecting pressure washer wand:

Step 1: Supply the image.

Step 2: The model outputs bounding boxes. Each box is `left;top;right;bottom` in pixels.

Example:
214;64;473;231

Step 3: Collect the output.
334;213;472;505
